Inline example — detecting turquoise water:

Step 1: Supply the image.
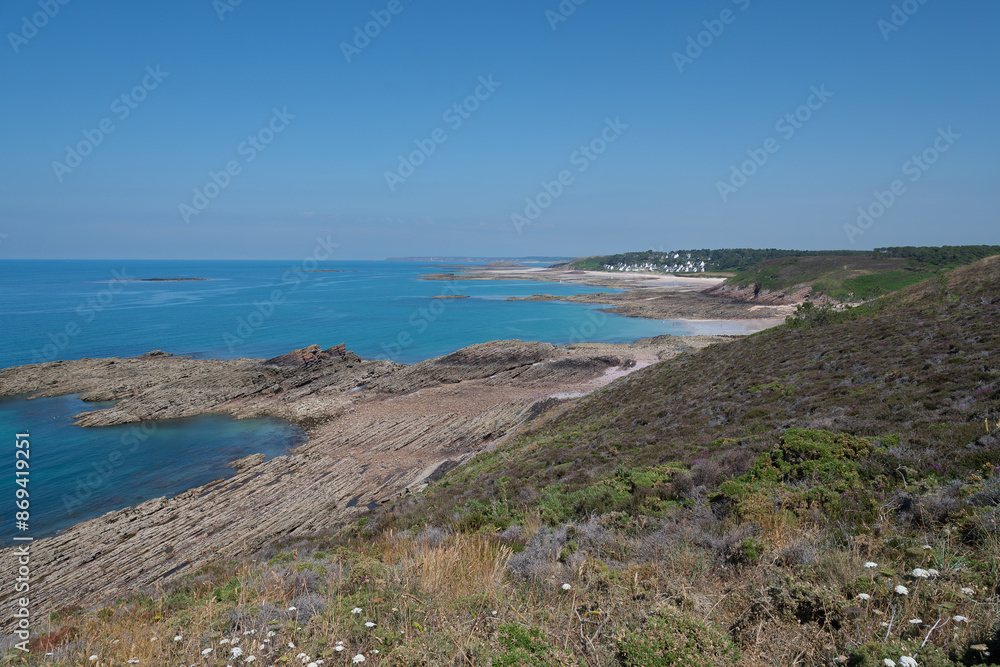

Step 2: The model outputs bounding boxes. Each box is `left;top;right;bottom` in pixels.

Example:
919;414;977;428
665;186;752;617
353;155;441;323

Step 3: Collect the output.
0;260;725;368
0;259;741;538
0;393;306;540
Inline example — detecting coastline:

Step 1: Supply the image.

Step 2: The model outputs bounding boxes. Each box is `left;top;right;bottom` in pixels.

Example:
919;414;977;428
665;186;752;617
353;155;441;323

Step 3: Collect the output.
0;335;734;620
421;265;796;323
0;265;793;621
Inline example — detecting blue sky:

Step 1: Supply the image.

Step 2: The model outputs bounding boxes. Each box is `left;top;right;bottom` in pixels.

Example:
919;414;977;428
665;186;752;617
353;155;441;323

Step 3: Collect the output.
0;0;996;259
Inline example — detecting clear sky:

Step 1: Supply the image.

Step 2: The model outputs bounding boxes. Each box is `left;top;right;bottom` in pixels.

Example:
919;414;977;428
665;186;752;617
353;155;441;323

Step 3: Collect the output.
1;0;996;259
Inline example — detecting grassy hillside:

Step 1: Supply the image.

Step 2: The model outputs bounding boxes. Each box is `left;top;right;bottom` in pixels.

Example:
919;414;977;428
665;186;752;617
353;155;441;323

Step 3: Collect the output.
16;258;1000;666
725;255;933;300
572;247;1000;301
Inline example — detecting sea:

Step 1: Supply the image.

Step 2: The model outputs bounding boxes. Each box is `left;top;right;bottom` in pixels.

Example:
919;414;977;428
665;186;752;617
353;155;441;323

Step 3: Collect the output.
0;260;754;539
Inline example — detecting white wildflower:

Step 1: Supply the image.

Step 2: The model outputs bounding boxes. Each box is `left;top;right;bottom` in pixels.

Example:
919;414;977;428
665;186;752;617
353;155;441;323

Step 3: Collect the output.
365;621;376;628
884;660;896;667
353;655;366;664
899;657;918;667
220;638;230;644
909;618;923;624
173;635;182;642
288;642;295;649
89;657;98;663
267;630;276;637
351;607;363;614
864;561;878;568
231;647;243;658
858;593;871;601
961;587;975;595
954;615;968;622
246;658;257;664
921;544;932;550
562;583;572;590
335;646;345;652
927;568;939;577
895;585;909;595
911;568;930;579
202;648;213;655
308;663;319;667
288;606;297;611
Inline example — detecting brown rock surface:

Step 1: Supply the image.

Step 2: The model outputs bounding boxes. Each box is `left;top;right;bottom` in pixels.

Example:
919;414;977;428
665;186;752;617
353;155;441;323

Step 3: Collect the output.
0;336;735;622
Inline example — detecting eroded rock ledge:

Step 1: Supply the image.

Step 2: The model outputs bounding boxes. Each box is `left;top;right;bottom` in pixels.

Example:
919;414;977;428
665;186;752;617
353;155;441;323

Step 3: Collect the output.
0;336;732;621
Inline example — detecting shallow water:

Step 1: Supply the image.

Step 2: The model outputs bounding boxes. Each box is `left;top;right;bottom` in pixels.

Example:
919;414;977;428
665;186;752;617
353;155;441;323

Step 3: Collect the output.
0;260;751;368
0;393;305;540
0;259;759;537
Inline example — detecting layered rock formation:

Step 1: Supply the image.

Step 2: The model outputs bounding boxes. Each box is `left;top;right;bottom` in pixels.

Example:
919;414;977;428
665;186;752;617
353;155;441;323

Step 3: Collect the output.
0;336;733;623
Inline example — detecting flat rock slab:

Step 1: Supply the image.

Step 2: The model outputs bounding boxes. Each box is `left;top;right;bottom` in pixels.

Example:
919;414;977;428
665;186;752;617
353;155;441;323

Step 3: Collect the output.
0;336;736;620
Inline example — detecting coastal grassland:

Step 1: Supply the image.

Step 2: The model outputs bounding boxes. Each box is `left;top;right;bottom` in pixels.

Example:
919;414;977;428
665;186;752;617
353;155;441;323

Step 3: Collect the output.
725;255;931;301
571;245;1000;277
9;257;1000;666
722;246;1000;302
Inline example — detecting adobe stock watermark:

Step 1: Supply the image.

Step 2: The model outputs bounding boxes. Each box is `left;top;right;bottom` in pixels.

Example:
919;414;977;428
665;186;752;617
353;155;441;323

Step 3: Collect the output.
878;0;930;41
29;268;134;364
716;84;833;202
568;309;608;345
213;0;244;21
545;0;589;31
672;0;751;73
51;66;169;182
511;117;629;234
62;420;158;515
384;75;501;192
7;0;71;54
844;126;959;244
340;0;412;64
378;279;462;360
178;107;295;224
223;234;340;352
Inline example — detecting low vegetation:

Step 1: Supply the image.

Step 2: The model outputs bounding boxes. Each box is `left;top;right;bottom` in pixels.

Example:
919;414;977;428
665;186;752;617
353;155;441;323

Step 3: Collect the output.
569;246;1000;275
573;246;1000;303
7;256;1000;666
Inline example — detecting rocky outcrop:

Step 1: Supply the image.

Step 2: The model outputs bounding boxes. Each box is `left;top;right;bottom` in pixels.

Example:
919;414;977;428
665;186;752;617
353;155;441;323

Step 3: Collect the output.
264;343;358;367
0;336;738;622
703;281;816;305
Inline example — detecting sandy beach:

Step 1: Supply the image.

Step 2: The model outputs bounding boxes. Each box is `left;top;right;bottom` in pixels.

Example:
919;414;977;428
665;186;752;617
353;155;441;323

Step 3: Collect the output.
421;265;796;323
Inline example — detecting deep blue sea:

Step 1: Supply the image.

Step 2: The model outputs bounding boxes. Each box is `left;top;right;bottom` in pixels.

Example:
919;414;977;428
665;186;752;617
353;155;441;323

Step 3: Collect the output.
0;260;750;539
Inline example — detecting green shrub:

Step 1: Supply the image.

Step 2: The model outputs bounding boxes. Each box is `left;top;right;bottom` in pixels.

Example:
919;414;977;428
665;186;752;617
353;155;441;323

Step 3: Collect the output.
493;623;555;666
719;429;889;523
616;607;739;666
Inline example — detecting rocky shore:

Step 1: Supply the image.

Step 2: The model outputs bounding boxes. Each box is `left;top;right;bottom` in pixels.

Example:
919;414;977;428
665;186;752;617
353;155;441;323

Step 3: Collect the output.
0;336;732;622
421;265;795;321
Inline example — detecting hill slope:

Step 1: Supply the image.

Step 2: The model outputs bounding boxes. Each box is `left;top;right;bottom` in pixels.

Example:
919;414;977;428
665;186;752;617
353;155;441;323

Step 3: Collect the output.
710;254;934;302
15;257;1000;666
406;255;1000;516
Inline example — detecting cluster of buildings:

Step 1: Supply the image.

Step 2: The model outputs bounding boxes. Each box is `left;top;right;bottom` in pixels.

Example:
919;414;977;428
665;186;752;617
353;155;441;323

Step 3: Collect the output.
603;253;709;274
